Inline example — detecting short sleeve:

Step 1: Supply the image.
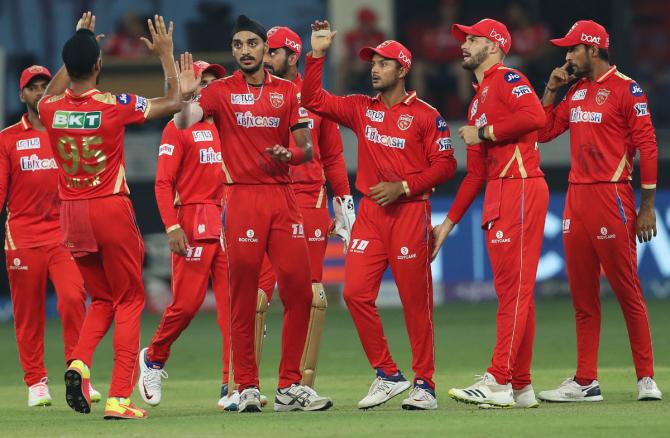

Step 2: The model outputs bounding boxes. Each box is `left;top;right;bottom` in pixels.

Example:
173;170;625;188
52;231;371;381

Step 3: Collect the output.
115;93;150;126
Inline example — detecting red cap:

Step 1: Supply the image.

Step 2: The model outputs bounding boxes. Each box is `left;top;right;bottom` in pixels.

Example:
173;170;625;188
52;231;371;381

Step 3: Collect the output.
193;60;226;79
550;20;609;49
451;18;512;54
359;40;412;70
267;26;302;57
20;65;52;90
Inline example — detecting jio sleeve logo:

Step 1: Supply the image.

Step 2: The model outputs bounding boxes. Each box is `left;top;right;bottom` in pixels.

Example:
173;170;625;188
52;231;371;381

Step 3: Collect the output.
504;72;521;83
630;82;644;97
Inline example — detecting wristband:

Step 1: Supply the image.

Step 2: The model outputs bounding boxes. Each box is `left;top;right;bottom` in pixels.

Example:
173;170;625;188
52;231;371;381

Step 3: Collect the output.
166;224;182;233
478;127;488;141
288;147;305;165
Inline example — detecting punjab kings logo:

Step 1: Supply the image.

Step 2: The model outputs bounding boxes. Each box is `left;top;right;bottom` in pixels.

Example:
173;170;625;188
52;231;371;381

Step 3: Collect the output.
270;92;284;108
595;88;610;105
397;114;414;131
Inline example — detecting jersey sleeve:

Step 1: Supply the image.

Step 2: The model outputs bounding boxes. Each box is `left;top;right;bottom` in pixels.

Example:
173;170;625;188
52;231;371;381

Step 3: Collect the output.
198;80;223;119
0;135;10;208
447;143;487;224
318;118;351;196
154;122;184;231
489;71;546;141
621;81;658;189
405;112;457;196
116;93;151;126
537;88;572;143
290;84;310;130
302;55;366;130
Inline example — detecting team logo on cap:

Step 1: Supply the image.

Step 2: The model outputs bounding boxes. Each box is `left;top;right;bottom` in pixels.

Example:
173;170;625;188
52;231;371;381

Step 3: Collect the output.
398;50;411;68
28;66;45;73
595;88;610;105
397;114;414;130
490;29;508;47
270;92;284;108
581;33;601;45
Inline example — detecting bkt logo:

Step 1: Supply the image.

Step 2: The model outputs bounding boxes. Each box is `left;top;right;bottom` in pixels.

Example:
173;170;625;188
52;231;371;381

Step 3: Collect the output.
52;111;102;129
366;109;385;122
581;33;601;44
490;29;508;47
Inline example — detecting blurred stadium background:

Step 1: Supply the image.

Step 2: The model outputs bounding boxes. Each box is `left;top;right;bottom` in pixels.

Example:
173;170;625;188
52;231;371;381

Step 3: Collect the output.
0;0;669;318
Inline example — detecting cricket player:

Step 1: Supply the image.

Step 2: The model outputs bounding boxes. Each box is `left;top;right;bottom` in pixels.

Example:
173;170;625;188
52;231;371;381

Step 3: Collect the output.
431;18;548;409
37;12;183;419
536;20;662;402
0;65;101;408
171;15;332;413
218;25;354;410
138;60;229;408
303;21;457;410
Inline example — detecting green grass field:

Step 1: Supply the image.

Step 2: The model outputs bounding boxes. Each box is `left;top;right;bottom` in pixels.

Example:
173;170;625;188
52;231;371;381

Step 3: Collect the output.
0;298;668;437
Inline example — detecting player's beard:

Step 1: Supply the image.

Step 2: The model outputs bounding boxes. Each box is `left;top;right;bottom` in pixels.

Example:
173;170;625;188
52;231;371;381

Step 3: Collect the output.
237;56;263;75
571;58;591;79
266;58;289;78
461;46;489;70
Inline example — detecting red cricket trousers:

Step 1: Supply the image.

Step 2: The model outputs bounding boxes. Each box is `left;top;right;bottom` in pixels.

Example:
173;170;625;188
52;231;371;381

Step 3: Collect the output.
343;197;435;388
7;244;86;386
258;206;330;300
66;195;146;398
484;177;548;389
222;184;312;390
563;183;654;380
147;204;229;371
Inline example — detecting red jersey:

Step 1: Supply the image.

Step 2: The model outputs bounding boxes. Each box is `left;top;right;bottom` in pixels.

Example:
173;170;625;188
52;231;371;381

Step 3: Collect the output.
290;74;350;208
197;70;308;185
538;66;657;188
37;88;150;200
448;64;546;224
154;119;225;231
0;115;62;249
302;55;457;201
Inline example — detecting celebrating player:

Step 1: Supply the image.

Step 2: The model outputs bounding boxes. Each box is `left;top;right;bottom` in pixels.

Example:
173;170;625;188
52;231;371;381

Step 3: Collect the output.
173;15;332;413
303;21;456;410
432;18;548;409
138;59;229;408
37;12;183;419
536;20;662;402
0;65;100;408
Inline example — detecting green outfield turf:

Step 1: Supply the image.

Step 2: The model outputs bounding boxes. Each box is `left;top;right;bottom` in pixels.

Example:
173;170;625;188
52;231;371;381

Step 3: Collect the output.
0;297;668;437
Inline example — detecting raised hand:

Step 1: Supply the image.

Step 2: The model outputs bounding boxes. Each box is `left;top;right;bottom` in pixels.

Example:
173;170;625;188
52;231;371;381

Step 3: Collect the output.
75;11;105;42
547;62;576;91
179;52;201;98
141;15;174;58
310;20;337;58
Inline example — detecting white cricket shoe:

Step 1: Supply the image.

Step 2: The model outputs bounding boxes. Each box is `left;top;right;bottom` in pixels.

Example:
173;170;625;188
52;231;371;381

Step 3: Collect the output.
28;377;52;407
401;383;437;410
89;382;101;403
358;370;411;409
448;373;515;408
218;384;268;411
274;384;333;412
538;377;603;402
137;347;168;406
238;387;262;413
513;384;539;408
637;377;662;401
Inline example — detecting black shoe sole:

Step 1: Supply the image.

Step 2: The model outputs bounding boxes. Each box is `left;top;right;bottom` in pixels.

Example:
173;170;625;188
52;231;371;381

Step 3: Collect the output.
402;404;429;410
239;404;262;413
64;369;90;414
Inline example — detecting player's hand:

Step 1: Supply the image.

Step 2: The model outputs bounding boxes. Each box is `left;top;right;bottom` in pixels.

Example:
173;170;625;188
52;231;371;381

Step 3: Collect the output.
310;20;337;58
266;144;292;162
75;11;105;42
431;219;455;261
459;125;481;145
179;52;201;98
330;195;356;253
167;227;189;256
141;15;174;58
547;62;576;91
636;206;657;243
369;182;405;206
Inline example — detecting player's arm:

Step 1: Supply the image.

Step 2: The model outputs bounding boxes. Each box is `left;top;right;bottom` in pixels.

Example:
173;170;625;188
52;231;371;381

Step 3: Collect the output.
267;88;314;164
319;119;351;197
154;123;189;255
431;143;487;260
44;11;104;98
302;20;364;130
537;62;574;142
622;82;658;242
174;52;205;129
140;15;182;120
0;136;10;208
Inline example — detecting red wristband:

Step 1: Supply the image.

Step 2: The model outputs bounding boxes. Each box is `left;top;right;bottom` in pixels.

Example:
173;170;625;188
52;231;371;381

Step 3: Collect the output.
288;147;305;165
